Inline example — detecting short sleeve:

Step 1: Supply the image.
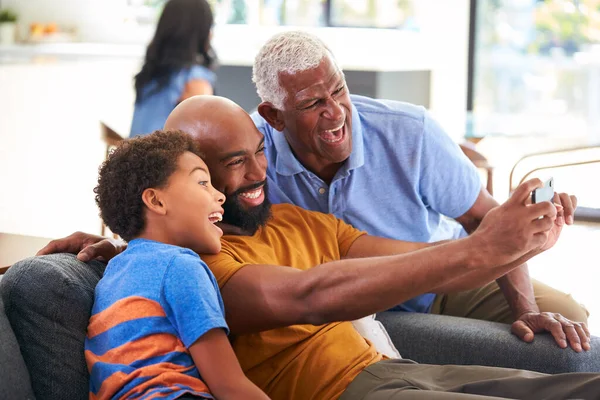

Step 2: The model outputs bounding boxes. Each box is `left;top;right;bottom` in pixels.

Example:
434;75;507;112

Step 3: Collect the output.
419;111;481;219
162;253;228;348
201;249;248;289
335;217;367;257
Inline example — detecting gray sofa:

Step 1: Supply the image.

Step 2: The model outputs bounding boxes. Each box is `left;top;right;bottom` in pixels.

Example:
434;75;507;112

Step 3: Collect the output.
2;254;600;400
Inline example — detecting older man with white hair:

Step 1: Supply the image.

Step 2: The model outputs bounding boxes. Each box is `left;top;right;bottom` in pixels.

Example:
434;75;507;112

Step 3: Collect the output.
250;30;589;351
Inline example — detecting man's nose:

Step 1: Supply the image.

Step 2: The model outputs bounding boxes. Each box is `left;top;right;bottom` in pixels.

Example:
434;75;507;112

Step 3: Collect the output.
245;156;267;182
323;98;344;120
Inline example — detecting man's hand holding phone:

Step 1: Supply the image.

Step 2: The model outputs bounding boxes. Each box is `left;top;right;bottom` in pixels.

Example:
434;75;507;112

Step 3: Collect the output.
531;178;555;204
528;177;578;252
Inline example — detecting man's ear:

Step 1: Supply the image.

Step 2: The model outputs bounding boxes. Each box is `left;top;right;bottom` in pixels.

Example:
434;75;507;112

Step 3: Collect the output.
141;188;167;216
257;102;286;132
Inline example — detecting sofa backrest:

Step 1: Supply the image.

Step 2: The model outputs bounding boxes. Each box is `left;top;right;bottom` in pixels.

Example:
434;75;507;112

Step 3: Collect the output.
0;254;105;400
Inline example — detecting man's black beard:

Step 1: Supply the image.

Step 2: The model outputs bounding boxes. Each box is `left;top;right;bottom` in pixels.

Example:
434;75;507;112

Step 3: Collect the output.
222;181;272;235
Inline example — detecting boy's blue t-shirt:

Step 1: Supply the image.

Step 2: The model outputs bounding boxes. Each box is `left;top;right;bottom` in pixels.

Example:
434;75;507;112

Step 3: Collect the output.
85;238;228;400
130;65;216;137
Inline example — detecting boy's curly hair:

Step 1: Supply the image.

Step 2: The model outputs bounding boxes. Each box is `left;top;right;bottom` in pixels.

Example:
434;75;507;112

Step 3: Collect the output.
95;130;203;241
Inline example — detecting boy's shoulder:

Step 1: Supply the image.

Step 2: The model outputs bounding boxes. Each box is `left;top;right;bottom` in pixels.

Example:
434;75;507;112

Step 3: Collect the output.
125;238;199;257
110;239;204;273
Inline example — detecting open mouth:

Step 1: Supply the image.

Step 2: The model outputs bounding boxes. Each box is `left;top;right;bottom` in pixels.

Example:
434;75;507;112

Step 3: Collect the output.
208;212;224;236
238;185;265;207
319;122;346;145
208;212;223;223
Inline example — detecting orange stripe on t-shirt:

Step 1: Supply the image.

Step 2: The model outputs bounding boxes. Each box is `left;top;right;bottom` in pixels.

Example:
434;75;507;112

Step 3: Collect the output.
86;333;187;371
88;296;166;338
134;379;210;400
96;363;209;400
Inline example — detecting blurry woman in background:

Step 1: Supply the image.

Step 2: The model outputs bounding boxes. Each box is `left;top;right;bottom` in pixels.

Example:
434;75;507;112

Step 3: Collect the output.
130;0;216;137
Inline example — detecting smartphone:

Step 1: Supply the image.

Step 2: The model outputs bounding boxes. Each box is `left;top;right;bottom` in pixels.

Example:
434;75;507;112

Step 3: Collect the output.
531;178;554;204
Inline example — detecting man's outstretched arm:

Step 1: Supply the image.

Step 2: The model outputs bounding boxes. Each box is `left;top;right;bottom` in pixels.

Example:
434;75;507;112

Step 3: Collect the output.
221;180;556;334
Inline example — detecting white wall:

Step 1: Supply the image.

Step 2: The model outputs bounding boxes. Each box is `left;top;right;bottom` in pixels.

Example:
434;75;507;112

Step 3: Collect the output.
417;0;470;141
4;0;471;139
0;59;139;238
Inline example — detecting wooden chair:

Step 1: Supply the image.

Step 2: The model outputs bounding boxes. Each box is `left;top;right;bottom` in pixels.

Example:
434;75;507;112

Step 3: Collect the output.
101;121;125;159
460;143;494;196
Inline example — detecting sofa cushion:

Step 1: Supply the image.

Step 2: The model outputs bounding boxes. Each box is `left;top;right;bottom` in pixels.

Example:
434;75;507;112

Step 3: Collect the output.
0;254;105;400
0;294;36;399
377;311;600;373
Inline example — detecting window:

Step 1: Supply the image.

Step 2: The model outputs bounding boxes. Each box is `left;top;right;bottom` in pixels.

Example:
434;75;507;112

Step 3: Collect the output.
129;0;418;29
330;0;417;29
469;0;600;141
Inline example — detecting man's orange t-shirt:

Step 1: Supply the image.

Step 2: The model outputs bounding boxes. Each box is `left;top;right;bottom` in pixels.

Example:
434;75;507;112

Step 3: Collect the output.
201;203;384;400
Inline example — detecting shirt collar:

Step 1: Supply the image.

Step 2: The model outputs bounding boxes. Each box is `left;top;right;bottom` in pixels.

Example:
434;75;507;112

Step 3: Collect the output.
273;102;365;177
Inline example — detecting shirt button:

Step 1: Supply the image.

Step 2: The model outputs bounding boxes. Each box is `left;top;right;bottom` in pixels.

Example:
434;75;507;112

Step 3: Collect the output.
318;187;326;195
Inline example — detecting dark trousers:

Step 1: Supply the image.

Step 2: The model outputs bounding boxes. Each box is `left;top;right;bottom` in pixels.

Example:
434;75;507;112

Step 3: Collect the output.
339;359;600;399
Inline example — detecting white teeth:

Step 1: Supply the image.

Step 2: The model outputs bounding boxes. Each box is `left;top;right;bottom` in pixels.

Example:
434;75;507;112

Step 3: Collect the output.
240;187;262;199
324;123;344;133
208;212;223;222
323;135;343;143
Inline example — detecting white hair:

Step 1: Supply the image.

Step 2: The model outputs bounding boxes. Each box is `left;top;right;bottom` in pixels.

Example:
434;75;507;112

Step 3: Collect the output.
252;31;338;109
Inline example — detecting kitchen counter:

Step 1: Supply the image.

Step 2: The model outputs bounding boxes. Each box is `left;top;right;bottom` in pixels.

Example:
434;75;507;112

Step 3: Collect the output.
0;25;433;71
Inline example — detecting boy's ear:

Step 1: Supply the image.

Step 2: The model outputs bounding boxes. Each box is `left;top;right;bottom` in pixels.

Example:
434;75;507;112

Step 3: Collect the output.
141;188;167;216
257;102;286;132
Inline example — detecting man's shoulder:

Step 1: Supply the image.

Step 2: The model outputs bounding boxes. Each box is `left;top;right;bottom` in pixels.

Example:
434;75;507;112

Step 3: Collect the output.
271;203;332;220
351;94;426;124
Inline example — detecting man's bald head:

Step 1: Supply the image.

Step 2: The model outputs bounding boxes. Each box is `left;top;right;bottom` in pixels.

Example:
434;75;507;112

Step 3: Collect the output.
164;95;251;142
164;95;271;234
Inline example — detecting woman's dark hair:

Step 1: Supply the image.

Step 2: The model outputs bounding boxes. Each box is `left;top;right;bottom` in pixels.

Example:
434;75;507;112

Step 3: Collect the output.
134;0;215;101
95;130;203;241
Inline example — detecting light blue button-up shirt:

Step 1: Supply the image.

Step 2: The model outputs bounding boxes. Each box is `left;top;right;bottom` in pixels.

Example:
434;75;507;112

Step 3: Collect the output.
253;95;481;313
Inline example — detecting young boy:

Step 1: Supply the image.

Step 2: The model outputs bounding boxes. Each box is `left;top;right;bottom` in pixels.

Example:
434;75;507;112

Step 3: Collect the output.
86;130;269;400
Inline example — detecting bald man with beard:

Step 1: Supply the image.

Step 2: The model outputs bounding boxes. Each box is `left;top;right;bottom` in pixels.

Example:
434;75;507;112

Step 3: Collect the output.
40;96;599;400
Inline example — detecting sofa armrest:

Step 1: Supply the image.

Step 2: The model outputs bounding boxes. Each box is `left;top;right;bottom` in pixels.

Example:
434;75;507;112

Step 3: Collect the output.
0;294;36;399
1;254;106;400
377;311;600;373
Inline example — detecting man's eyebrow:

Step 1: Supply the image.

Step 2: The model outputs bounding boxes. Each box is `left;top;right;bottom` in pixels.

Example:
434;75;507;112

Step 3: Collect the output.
189;166;209;175
295;79;345;107
296;97;320;108
219;150;246;162
219;138;265;161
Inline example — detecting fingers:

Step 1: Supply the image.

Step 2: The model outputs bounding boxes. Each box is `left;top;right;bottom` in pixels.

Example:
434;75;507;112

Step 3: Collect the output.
76;240;109;262
554;315;583;352
511;320;535;343
514;313;591;352
36;231;81;256
552;193;565;226
530;214;555;233
558;193;578;225
574;323;591;351
510;178;544;205
541;316;569;349
36;240;60;256
581;321;592;341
